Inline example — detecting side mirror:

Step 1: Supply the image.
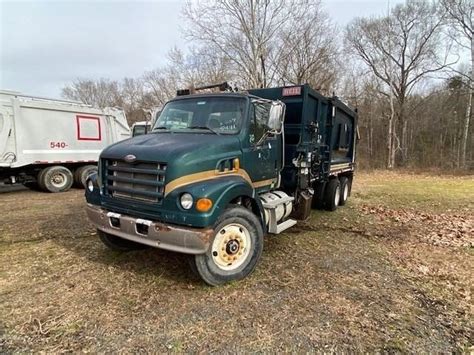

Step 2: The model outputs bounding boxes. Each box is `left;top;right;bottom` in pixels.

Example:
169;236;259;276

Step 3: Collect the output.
268;102;285;132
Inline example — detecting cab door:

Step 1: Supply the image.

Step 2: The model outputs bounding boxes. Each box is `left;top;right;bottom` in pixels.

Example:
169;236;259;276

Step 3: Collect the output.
241;100;281;189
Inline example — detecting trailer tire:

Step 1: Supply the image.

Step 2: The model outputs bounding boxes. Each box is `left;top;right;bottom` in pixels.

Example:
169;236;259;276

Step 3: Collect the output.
39;166;74;193
98;230;148;251
324;178;340;211
37;169;48;191
192;205;263;286
339;177;349;206
74;165;97;188
311;182;326;209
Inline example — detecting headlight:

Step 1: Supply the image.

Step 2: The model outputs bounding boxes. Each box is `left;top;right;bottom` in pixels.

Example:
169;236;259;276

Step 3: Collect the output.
87;179;94;192
180;193;193;210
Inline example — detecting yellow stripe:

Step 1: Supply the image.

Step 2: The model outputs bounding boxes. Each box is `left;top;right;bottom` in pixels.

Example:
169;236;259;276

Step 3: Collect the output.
252;179;275;188
164;169;274;196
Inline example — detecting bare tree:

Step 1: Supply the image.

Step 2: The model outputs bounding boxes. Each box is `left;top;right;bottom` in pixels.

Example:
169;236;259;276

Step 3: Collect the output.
62;78;122;108
142;67;178;107
167;46;231;87
345;0;454;167
142;46;231;107
441;0;473;168
183;0;292;88
274;0;339;95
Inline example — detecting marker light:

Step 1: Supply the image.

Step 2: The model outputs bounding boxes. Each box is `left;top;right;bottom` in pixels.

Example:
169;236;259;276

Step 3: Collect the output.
180;193;193;210
196;198;213;212
233;158;240;171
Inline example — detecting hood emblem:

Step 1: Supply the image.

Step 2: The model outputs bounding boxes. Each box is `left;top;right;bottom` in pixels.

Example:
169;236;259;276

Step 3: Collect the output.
124;154;137;163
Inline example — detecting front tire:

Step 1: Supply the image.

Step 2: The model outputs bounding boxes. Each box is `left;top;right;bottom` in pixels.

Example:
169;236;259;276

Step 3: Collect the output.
192;206;264;286
98;230;148;251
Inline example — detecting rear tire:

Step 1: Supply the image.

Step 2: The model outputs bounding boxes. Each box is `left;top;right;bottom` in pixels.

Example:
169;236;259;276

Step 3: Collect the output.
74;165;97;188
324;178;340;211
339;177;349;206
311;182;326;209
98;230;149;251
192;206;264;286
38;166;74;193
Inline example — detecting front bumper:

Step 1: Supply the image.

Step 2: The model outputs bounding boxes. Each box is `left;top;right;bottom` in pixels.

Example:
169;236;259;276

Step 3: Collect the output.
86;204;213;254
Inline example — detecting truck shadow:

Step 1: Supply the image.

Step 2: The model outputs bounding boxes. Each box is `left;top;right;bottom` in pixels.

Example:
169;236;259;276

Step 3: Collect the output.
42;202;203;286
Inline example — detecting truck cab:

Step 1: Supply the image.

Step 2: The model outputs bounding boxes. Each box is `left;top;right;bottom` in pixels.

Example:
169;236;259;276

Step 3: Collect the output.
85;84;357;285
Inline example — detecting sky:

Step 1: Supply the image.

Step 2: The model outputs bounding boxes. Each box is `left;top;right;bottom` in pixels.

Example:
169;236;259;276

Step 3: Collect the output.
0;0;405;98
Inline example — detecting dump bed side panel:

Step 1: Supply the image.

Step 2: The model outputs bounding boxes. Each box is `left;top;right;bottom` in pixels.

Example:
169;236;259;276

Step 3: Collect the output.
328;98;357;175
249;85;357;188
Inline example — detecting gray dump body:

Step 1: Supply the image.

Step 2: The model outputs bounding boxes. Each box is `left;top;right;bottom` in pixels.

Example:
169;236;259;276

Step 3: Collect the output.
0;90;130;169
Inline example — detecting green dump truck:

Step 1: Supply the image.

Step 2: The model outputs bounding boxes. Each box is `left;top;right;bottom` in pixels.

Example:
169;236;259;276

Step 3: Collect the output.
85;84;357;285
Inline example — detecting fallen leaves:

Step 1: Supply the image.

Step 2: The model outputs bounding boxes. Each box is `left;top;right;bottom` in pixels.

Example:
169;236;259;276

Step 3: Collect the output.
360;204;473;248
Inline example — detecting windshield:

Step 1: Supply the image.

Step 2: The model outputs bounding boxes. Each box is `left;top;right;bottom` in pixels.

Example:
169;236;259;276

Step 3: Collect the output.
152;97;246;134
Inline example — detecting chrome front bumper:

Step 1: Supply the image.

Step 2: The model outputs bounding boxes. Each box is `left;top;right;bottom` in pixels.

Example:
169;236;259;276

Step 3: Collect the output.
86;204;213;254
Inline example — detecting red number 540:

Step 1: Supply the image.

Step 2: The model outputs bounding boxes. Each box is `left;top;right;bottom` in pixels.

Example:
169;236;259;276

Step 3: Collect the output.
50;141;68;148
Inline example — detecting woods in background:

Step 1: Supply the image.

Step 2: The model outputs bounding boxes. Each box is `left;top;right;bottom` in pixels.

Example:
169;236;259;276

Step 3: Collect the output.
62;0;473;170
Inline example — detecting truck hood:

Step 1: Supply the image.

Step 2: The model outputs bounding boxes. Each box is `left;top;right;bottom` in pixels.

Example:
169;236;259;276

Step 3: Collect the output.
101;132;242;180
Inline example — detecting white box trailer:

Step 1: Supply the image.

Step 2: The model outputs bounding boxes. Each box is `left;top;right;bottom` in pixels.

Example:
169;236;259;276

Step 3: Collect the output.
0;90;131;192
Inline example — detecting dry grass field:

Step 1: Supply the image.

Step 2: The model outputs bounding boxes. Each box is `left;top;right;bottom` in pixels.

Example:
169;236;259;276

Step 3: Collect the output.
0;172;473;352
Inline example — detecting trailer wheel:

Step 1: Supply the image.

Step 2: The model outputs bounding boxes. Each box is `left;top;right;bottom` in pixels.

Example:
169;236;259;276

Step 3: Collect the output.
192;205;263;286
324;178;340;211
311;182;326;209
39;166;74;193
98;230;148;251
339;177;349;206
74;165;97;188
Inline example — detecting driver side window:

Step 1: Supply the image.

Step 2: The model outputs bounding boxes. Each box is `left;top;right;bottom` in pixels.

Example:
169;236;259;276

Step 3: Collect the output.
249;102;270;144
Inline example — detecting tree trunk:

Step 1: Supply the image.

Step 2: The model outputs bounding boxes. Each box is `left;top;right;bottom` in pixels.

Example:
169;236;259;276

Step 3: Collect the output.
387;100;396;169
460;36;474;169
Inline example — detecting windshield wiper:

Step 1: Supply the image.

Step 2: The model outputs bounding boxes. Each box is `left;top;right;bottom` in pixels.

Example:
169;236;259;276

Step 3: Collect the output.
152;126;169;131
187;126;220;135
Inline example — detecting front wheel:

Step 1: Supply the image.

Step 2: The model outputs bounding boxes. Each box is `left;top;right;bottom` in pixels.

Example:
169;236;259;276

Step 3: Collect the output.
192;206;264;286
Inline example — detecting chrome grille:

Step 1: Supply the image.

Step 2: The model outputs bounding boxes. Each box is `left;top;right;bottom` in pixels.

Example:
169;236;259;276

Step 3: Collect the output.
105;160;166;203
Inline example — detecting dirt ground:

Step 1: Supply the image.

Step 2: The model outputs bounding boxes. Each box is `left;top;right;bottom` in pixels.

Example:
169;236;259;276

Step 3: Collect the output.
0;172;472;352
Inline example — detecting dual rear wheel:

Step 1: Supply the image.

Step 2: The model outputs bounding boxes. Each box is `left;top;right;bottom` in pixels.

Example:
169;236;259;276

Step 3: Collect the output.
36;164;97;193
312;176;351;211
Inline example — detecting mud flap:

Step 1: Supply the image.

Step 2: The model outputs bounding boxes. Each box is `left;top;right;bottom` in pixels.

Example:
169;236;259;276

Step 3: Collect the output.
291;191;312;221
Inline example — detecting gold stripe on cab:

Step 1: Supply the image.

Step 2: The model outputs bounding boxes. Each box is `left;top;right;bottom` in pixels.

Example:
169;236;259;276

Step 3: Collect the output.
164;169;274;196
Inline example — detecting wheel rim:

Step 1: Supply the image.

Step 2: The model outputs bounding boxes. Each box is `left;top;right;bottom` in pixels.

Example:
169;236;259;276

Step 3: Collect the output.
51;172;67;189
343;184;349;201
334;185;341;206
211;223;251;271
